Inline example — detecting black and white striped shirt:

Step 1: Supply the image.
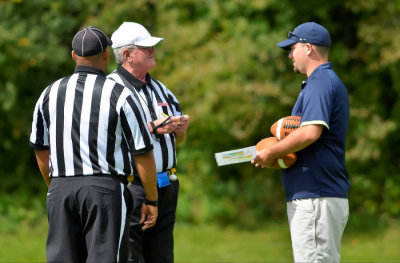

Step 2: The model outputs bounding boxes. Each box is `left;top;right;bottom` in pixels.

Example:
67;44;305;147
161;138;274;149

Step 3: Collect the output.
30;66;153;178
108;65;182;173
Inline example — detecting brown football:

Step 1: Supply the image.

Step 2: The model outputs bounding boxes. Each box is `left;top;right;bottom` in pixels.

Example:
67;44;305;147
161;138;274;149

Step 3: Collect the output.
255;137;297;169
270;116;301;141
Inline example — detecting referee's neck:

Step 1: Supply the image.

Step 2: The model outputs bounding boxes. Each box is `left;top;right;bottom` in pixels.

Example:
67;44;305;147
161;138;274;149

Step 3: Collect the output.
72;50;108;73
121;64;148;83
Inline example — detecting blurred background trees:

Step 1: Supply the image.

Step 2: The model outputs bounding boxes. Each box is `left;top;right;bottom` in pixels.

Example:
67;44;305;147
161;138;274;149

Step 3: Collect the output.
1;0;399;230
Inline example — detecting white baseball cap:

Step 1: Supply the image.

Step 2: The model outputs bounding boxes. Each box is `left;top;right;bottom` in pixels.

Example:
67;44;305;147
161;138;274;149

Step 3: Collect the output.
111;22;164;49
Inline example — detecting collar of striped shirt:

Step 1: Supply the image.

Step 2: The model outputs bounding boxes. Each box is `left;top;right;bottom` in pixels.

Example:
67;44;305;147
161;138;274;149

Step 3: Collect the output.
117;65;151;91
74;65;106;76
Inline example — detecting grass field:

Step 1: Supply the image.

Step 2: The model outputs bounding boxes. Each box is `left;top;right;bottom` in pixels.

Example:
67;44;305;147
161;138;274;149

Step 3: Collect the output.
1;218;399;262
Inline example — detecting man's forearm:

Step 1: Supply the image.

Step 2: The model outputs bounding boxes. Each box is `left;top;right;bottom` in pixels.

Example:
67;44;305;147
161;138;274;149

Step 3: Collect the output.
34;150;50;187
269;124;323;159
133;150;158;201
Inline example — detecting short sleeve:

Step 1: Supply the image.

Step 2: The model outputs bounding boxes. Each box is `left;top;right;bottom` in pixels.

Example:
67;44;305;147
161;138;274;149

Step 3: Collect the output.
300;78;332;129
29;89;49;150
120;91;153;155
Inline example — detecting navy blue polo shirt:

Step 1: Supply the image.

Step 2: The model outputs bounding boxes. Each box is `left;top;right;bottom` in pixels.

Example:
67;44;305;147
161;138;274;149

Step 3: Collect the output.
282;63;350;202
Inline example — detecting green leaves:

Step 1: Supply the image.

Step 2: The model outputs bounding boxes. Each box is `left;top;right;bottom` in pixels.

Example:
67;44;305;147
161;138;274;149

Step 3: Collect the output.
1;0;399;226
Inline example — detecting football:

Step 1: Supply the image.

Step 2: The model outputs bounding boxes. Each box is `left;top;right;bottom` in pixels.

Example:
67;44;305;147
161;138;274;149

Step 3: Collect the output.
255;137;297;169
270;115;301;141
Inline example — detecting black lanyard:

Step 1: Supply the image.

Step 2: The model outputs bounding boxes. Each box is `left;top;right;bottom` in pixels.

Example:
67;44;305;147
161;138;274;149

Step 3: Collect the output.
119;75;158;121
138;86;158;121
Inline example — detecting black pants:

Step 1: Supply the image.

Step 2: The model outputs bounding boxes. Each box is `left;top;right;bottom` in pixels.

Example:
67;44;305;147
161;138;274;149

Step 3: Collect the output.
127;178;179;263
46;176;131;263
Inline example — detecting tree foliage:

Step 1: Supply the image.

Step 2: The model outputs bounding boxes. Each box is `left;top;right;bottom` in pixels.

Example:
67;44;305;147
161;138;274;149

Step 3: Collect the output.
1;0;399;228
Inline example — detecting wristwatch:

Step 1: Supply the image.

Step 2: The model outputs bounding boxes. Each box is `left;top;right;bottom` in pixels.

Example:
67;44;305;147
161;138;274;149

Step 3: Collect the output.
144;198;159;207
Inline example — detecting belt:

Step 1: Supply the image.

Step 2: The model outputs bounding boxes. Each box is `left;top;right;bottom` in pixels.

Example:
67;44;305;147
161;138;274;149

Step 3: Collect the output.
115;174;129;185
131;168;177;182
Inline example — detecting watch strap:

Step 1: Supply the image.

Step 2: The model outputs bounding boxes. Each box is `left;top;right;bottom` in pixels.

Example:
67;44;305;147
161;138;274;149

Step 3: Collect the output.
150;121;157;134
144;198;159;206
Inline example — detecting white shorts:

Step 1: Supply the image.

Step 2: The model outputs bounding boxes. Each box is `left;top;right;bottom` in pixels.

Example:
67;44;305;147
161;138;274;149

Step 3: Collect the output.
287;197;349;263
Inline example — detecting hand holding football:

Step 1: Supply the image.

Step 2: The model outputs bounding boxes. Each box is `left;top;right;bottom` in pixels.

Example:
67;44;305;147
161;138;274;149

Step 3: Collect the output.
255;137;297;169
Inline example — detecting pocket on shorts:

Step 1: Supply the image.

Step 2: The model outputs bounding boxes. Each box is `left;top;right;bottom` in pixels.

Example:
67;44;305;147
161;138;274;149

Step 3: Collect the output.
291;198;315;212
89;184;117;195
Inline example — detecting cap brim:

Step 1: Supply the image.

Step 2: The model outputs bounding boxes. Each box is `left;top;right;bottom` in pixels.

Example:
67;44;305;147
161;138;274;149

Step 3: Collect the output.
106;36;113;47
276;38;298;50
135;37;164;47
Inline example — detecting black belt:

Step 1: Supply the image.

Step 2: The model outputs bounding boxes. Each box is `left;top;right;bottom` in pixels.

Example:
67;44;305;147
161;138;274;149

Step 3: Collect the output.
50;174;129;185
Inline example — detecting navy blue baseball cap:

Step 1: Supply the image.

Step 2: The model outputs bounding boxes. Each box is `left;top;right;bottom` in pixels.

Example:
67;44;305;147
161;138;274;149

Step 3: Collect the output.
277;22;331;50
72;26;113;57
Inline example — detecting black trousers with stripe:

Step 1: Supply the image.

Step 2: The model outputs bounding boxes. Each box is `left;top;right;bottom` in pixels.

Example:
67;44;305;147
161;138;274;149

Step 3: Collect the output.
46;176;132;263
127;178;179;263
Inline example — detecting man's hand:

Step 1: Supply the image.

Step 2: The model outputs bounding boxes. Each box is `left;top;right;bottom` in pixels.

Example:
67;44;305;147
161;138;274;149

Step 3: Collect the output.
140;203;158;230
150;116;179;134
251;148;275;168
251;124;324;168
149;115;190;135
175;115;190;134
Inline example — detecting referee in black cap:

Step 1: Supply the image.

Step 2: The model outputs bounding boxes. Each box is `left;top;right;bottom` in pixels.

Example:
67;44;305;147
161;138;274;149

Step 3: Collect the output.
30;26;159;263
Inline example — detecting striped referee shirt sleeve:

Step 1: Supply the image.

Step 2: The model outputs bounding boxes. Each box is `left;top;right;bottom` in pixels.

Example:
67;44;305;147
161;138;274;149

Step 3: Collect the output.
30;87;50;150
118;89;153;155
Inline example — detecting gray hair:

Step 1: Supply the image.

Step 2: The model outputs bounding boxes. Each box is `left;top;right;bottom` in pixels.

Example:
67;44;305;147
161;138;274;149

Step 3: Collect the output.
113;44;136;65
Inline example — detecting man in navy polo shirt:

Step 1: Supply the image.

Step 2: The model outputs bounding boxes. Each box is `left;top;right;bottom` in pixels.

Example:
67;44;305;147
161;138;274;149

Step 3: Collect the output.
252;22;350;262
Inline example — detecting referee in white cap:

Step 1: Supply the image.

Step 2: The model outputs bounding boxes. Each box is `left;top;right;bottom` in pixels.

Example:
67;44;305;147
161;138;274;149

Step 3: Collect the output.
108;22;190;263
30;26;159;263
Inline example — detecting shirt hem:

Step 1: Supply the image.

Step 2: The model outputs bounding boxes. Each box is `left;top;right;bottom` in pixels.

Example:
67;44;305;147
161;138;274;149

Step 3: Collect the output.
286;193;348;202
29;142;49;150
300;120;329;130
130;145;154;155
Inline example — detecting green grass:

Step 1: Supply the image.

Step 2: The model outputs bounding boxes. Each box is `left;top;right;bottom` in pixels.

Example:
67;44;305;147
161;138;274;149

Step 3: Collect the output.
1;218;400;262
175;223;293;262
0;219;47;262
175;222;400;262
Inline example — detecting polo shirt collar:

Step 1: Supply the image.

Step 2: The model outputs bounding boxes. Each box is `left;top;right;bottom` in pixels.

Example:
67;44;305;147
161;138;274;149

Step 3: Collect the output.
308;62;332;80
117;65;152;91
74;65;106;76
301;62;332;89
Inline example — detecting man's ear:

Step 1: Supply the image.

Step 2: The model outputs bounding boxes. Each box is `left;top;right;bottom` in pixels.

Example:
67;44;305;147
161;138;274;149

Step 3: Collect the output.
71;50;77;61
123;48;132;61
305;43;312;55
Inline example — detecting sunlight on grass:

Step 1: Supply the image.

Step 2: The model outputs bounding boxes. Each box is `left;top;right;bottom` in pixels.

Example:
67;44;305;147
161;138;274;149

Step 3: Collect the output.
175;223;293;262
175;221;400;262
341;221;400;262
0;218;47;262
1;218;400;262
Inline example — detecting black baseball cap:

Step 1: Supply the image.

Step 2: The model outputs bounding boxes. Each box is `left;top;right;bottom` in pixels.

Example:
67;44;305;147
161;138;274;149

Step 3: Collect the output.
72;26;113;57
